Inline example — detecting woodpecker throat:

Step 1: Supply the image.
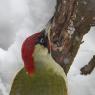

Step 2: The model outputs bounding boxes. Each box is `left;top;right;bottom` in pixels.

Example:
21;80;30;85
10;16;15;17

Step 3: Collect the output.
36;30;50;53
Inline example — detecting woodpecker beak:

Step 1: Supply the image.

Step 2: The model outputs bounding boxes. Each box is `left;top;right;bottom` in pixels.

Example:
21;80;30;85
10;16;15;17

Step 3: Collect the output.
36;30;50;53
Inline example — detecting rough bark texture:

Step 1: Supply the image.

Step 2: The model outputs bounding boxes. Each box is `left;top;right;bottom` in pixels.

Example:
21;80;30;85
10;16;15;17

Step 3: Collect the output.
81;55;95;75
49;0;95;74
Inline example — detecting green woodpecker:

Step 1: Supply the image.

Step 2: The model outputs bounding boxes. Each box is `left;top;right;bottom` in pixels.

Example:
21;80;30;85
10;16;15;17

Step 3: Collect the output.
10;31;68;95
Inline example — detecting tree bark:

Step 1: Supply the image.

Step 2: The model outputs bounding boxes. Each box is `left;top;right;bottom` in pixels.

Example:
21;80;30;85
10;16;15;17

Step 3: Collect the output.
81;55;95;75
48;0;95;74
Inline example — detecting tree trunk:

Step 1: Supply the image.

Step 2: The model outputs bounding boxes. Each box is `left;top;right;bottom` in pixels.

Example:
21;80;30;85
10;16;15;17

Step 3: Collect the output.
48;0;95;74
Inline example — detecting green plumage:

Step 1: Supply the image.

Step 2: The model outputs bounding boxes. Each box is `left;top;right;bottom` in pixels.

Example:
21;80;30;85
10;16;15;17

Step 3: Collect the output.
10;44;68;95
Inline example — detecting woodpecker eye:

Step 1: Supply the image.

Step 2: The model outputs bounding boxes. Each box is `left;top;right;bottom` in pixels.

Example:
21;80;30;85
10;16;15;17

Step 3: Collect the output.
39;38;45;44
36;31;48;48
37;35;48;47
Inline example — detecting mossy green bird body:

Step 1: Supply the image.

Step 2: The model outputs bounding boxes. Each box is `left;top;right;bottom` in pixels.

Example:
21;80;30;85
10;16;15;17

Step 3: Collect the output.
10;33;68;95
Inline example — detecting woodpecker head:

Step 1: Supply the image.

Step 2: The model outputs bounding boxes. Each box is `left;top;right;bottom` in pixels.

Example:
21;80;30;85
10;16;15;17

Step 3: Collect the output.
21;31;50;76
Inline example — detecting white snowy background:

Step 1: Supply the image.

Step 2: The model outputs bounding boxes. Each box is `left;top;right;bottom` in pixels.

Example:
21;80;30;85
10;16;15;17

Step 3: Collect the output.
0;0;95;95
